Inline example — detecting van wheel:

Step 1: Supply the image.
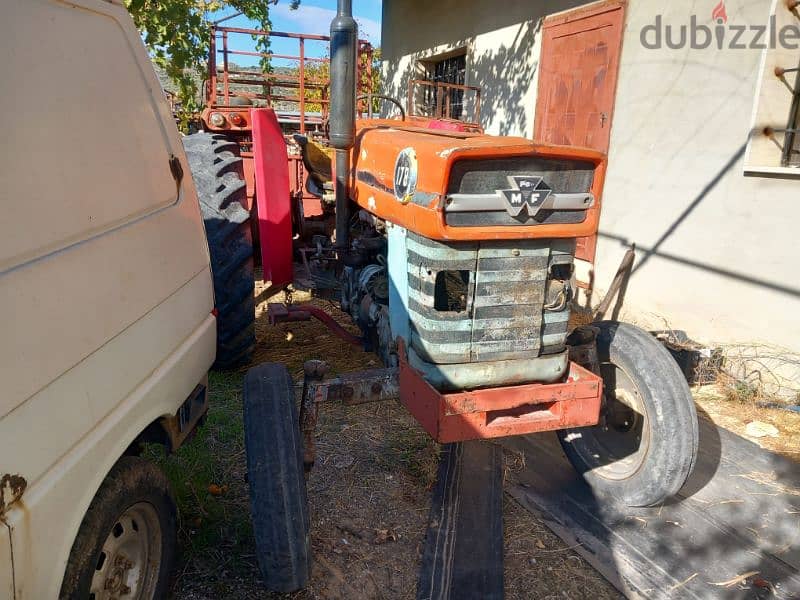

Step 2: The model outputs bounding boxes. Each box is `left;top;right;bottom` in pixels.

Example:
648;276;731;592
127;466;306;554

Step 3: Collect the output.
183;132;255;369
243;363;311;592
557;321;699;507
59;457;177;600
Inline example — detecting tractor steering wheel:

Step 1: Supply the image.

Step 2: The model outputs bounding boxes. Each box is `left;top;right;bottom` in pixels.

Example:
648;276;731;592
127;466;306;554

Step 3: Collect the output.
357;94;406;121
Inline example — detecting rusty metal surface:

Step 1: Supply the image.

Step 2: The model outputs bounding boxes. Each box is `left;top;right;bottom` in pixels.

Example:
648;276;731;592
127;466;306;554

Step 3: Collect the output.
567;325;601;374
0;474;26;517
407;345;569;392
160;383;209;452
308;367;400;406
268;303;362;347
397;341;602;443
300;363;399;469
406;233;575;365
300;360;328;471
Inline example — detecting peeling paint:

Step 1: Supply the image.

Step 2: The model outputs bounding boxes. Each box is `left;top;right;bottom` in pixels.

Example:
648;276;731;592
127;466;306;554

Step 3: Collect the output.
0;474;27;517
437;148;457;158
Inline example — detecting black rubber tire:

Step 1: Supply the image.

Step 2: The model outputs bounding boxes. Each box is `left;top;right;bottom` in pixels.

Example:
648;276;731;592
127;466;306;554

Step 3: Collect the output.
59;457;177;599
557;321;699;507
243;363;311;592
183;132;255;369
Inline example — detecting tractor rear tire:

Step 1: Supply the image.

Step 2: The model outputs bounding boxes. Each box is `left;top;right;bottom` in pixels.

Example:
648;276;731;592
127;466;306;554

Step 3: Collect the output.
183;132;255;370
557;321;699;507
243;363;311;592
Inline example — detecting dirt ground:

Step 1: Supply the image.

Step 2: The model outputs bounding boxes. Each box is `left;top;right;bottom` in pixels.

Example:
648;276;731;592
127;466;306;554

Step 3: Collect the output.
161;284;620;599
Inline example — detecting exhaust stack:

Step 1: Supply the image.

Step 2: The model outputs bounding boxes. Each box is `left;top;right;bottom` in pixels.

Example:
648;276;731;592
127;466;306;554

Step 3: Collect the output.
329;0;358;249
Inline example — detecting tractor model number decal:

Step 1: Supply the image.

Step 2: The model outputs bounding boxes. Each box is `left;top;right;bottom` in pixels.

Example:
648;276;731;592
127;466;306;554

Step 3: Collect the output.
499;175;553;217
394;148;418;202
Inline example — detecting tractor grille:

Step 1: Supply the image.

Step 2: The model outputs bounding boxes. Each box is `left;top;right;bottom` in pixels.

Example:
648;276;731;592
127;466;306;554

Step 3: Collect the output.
445;157;595;227
406;233;574;364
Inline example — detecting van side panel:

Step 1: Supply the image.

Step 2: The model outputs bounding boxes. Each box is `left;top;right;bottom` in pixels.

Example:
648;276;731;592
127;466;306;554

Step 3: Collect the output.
0;524;13;600
4;273;215;598
0;0;208;414
0;0;217;597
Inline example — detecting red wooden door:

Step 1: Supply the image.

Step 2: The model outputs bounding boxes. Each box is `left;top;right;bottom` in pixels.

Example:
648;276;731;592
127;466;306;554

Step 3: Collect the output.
534;1;625;263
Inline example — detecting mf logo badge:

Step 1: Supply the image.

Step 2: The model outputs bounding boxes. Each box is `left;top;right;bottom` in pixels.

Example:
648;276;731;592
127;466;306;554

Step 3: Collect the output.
394;147;418;203
499;176;552;217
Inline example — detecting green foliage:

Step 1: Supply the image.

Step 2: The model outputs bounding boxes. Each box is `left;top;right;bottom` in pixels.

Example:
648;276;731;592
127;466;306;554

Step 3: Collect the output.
126;0;299;122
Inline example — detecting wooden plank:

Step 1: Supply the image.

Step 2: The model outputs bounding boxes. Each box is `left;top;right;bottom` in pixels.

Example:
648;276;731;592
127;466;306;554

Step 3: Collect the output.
504;417;800;599
417;441;504;600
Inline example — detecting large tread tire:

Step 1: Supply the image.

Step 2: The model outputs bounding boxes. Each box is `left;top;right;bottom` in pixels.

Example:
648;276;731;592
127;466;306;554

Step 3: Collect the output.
183;132;255;370
558;321;699;507
243;363;311;592
59;457;177;599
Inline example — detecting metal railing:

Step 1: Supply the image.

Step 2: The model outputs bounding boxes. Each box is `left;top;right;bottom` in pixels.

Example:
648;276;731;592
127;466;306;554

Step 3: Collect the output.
207;25;373;134
407;79;481;124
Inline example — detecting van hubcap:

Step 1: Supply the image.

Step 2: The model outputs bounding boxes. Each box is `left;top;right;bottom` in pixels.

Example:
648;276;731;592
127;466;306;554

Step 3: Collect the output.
90;502;161;599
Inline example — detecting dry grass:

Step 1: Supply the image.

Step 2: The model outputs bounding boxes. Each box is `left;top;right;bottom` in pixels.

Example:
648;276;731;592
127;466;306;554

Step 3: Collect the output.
693;384;800;461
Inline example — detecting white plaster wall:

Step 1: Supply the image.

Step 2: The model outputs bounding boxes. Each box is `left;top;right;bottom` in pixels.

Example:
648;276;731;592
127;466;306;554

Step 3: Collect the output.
596;0;800;353
381;0;800;355
380;0;586;136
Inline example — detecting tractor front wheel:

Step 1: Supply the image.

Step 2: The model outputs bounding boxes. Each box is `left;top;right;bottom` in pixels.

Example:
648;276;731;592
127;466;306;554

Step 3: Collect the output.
557;321;699;507
183;132;255;369
243;363;311;592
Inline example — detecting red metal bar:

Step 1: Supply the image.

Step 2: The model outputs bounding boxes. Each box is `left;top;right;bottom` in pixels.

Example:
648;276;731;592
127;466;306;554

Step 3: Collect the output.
222;30;230;106
251;109;293;286
217;48;329;62
299;37;306;134
216;26;337;41
209;26;217;105
268;304;362;347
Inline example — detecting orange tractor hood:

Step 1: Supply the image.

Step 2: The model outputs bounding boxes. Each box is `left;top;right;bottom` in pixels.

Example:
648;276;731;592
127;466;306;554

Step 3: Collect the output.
350;120;607;242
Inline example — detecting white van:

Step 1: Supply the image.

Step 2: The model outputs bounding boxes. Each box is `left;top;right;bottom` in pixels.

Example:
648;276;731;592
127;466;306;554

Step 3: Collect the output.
0;1;222;597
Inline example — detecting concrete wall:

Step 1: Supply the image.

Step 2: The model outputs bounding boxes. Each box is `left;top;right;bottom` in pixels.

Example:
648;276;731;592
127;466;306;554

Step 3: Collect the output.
381;0;800;358
382;0;587;136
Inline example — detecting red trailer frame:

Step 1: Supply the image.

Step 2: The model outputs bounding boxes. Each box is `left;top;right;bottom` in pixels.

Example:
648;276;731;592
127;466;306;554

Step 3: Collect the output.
200;24;374;221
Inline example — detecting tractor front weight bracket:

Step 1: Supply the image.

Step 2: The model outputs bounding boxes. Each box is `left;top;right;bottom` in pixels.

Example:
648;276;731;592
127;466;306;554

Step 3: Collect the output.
300;361;401;471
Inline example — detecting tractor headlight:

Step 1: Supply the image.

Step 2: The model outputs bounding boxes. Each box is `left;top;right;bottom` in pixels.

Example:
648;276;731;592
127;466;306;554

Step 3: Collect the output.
209;112;227;128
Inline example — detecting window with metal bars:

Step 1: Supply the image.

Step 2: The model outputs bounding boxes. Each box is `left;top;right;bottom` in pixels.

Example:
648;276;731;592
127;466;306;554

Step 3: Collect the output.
424;53;467;120
745;3;800;175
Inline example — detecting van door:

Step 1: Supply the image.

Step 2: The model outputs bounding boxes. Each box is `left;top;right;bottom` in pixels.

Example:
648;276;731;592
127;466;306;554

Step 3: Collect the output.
0;521;13;599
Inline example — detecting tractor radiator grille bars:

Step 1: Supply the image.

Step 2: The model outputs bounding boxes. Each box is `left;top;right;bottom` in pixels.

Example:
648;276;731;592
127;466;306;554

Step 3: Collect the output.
444;157;595;227
406;233;574;364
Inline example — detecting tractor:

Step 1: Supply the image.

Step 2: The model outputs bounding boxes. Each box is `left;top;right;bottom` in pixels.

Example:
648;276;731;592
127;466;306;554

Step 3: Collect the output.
182;1;699;592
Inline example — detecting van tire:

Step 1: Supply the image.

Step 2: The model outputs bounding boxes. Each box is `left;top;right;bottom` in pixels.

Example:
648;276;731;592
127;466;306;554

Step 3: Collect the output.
558;321;699;507
183;132;255;369
243;363;311;592
59;457;177;599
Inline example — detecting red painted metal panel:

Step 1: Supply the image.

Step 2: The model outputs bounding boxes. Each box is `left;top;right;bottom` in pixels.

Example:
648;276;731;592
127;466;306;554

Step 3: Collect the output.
534;1;626;263
398;342;602;443
251;108;293;286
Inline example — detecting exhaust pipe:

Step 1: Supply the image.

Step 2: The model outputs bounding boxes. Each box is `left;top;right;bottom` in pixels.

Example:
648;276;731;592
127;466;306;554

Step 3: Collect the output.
329;0;358;250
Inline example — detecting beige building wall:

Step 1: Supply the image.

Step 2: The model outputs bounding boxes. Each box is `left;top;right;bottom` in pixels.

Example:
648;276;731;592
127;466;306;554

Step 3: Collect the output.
382;0;800;361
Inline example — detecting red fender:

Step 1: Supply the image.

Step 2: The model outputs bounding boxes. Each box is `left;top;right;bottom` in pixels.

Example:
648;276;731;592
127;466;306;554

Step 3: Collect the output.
251;108;293;287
